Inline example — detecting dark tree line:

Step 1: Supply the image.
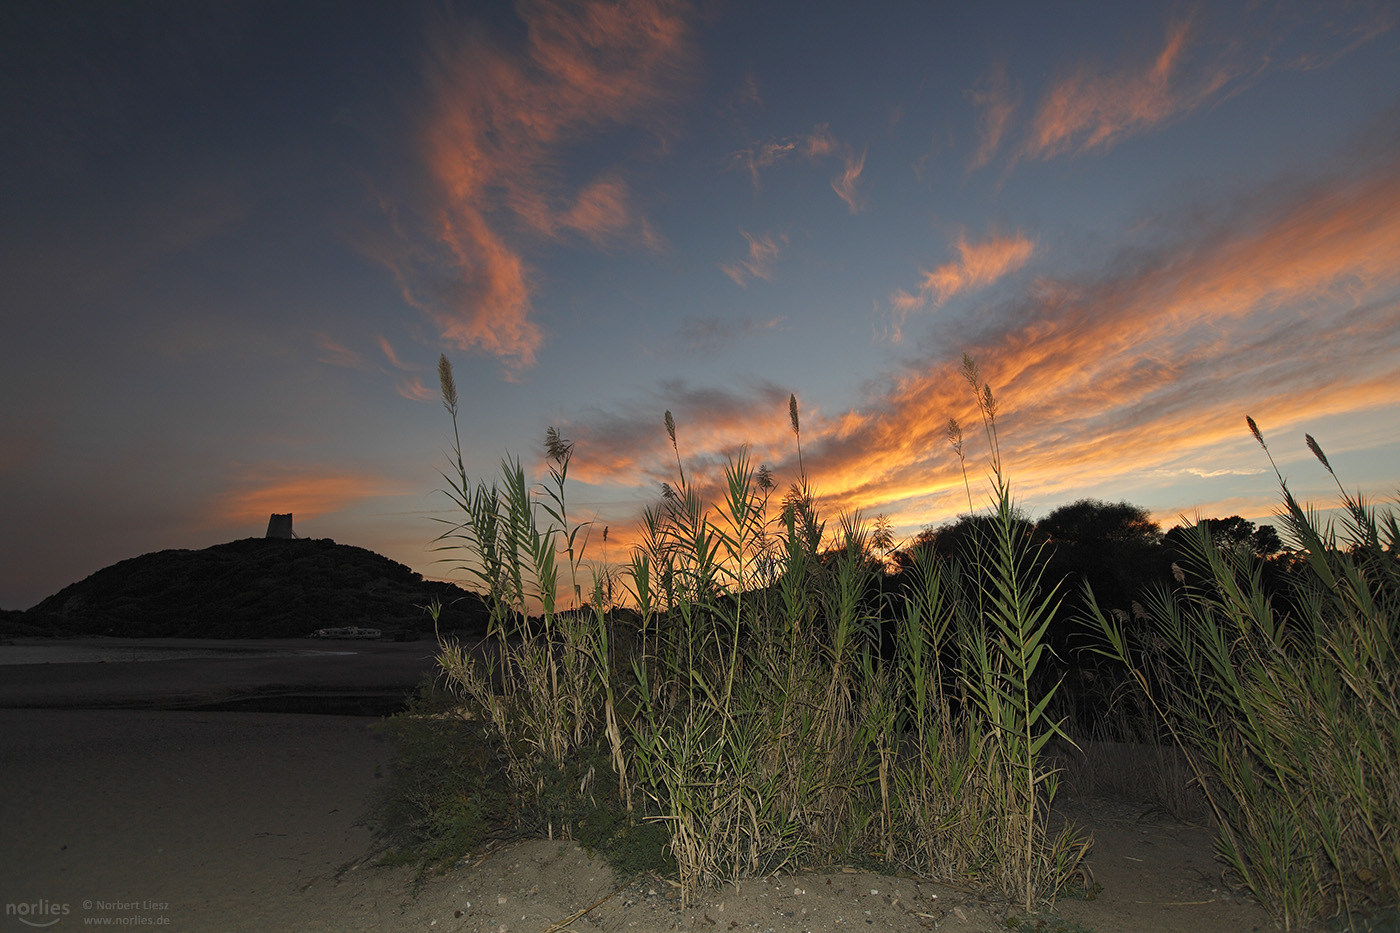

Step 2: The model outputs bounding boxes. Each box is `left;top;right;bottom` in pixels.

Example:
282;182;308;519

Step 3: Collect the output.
888;498;1283;625
870;499;1288;730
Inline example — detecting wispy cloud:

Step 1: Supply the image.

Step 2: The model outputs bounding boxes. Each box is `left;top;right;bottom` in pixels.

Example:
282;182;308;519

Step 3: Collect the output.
317;334;436;402
376;335;411;370
1018;17;1238;162
727;125;837;186
1280;1;1396;71
373;336;438;400
853;158;1400;518
395;377;438;402
734;72;763;110
1182;467;1267;479
573;157;1400;543
381;0;692;372
729;123;865;211
831;148;867;213
889;232;1035;340
967;17;1245;170
721;230;787;286
315;333;368;369
965;61;1018;171
563;380;794;491
560;176;637;244
920;233;1036;306
676;314;784;355
214;468;405;526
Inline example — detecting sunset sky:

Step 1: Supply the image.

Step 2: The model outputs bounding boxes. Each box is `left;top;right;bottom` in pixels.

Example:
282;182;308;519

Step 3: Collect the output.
3;1;1398;610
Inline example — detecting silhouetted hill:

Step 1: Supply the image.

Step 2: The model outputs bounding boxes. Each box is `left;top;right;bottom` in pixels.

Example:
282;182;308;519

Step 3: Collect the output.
13;538;490;639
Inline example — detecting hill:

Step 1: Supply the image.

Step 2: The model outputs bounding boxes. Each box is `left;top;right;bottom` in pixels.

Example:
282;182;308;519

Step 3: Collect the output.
9;537;490;639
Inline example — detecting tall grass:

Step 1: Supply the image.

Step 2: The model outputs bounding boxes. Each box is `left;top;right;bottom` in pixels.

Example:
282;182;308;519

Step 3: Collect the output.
430;355;604;793
1092;419;1399;929
426;354;1087;912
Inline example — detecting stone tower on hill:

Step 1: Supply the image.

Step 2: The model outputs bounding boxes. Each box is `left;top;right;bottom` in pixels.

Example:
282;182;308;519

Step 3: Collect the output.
265;513;294;538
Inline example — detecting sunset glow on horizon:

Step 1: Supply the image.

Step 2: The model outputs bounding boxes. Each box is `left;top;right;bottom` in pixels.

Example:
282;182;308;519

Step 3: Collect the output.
2;1;1398;609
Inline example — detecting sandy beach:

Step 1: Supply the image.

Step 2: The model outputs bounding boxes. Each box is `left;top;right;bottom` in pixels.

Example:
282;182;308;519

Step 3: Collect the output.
0;639;434;930
0;708;393;931
0;639;1279;932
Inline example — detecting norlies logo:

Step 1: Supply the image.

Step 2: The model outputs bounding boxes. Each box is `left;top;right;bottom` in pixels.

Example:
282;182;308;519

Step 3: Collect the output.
5;899;70;928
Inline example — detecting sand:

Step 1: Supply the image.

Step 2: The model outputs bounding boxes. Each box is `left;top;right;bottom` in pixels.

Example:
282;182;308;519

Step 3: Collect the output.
0;639;1279;932
0;708;391;930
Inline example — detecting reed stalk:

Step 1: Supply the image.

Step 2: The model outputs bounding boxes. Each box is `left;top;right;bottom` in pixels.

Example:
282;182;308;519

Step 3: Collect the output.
422;354;1089;914
1093;419;1399;929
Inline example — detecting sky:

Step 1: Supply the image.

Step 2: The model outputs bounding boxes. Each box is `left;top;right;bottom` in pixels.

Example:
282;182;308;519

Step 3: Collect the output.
2;1;1399;611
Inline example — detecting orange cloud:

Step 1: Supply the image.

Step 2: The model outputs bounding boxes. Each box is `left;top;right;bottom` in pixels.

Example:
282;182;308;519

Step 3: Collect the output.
314;333;367;369
388;0;692;371
965;61;1018;171
890;232;1035;340
562;381;796;493
431;209;539;368
964;8;1392;173
868;160;1400;515
314;333;437;401
1020;17;1236;161
569;157;1400;554
721;230;786;286
831;148;866;213
561;177;636;244
214;469;405;528
377;335;412;370
396;376;438;402
922;234;1036;305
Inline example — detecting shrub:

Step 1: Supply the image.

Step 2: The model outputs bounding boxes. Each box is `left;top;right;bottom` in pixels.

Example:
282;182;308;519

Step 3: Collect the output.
1093;419;1399;929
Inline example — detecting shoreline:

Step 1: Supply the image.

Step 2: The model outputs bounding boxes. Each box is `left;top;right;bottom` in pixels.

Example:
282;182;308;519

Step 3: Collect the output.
0;637;443;716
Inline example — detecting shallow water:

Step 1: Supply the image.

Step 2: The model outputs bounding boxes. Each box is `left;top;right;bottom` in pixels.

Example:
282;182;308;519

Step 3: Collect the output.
0;644;355;665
